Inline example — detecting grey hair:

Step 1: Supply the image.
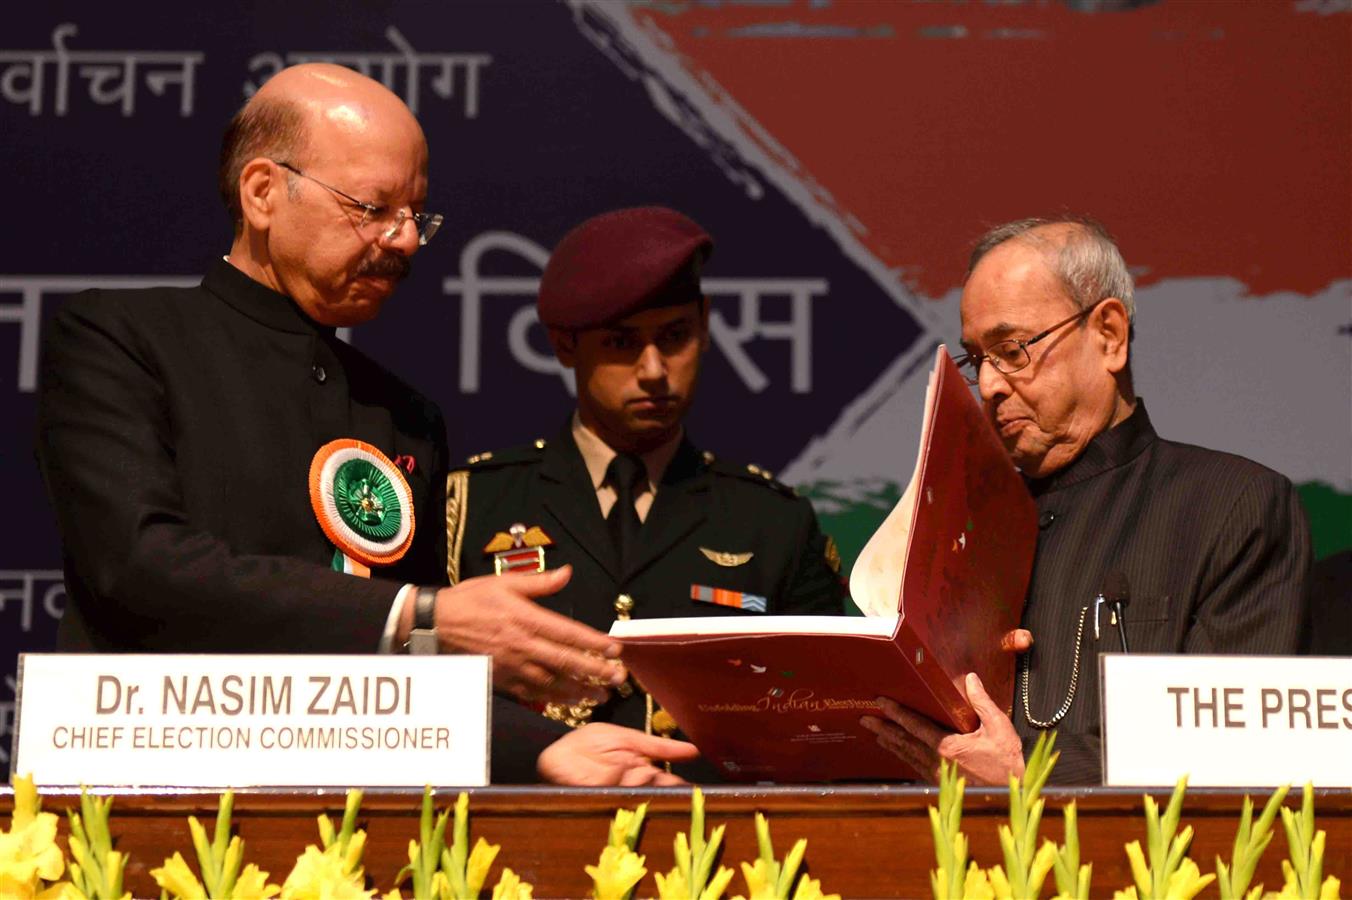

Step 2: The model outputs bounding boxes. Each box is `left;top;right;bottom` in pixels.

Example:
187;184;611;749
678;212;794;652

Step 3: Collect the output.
967;216;1136;324
217;96;308;235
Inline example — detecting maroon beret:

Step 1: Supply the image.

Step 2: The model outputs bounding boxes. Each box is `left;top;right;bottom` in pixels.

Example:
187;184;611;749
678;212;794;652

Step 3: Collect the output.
537;206;714;329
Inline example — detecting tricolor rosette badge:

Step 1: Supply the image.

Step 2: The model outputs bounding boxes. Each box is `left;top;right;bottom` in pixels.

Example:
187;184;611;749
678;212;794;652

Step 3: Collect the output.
309;439;415;577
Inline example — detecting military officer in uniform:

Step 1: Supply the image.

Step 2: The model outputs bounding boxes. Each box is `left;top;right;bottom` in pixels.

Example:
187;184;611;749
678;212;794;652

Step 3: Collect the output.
446;207;846;764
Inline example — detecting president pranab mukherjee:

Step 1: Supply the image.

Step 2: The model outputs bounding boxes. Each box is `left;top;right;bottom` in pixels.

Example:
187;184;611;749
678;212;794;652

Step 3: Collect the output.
861;216;1311;784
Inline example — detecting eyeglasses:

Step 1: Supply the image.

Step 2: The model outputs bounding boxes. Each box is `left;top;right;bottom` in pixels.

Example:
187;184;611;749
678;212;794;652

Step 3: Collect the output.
955;297;1106;386
272;160;443;246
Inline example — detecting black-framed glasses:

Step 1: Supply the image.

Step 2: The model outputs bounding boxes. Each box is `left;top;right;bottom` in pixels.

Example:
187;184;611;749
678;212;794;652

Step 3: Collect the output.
272;160;443;246
955;297;1107;386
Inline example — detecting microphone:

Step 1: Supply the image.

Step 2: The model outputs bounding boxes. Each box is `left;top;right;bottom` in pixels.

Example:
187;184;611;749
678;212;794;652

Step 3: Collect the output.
1104;570;1131;653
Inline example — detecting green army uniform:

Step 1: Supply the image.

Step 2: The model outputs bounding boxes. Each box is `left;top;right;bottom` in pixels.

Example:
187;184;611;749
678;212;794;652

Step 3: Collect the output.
446;422;846;769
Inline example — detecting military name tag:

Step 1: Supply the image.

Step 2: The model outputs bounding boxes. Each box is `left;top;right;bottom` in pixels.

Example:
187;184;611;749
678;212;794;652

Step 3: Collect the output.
13;654;491;788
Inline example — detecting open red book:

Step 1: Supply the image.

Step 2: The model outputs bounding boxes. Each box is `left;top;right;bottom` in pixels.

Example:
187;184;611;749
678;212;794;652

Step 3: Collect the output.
611;346;1037;782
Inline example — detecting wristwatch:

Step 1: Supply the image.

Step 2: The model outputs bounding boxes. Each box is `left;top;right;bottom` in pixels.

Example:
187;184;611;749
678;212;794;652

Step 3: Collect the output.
406;586;438;655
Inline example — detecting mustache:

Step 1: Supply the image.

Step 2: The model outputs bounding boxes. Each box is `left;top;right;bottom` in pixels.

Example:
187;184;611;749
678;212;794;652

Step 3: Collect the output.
358;252;412;281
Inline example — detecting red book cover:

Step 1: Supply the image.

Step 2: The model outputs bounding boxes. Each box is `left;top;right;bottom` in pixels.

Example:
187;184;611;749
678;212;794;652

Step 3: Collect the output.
613;346;1037;782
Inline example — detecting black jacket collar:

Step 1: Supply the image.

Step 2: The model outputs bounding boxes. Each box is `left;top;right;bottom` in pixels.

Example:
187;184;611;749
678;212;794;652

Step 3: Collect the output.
1028;400;1157;497
202;257;333;336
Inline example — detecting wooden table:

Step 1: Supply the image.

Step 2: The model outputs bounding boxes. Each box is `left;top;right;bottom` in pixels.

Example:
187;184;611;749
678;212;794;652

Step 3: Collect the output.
4;786;1349;898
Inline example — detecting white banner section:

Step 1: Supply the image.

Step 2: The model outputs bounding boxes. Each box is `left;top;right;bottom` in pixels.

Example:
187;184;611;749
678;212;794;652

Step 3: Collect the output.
12;654;490;788
1101;654;1352;788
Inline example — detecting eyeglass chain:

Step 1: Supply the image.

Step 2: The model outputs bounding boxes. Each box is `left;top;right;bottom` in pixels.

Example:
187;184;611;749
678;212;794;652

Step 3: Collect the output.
1019;604;1089;729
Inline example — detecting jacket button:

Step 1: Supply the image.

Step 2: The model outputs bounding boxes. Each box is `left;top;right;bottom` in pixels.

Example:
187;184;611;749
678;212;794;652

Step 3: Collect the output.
1038;511;1056;530
312;364;327;384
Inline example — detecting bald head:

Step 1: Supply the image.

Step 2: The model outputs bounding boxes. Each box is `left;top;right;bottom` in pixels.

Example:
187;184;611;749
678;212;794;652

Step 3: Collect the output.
222;63;433;327
219;63;427;234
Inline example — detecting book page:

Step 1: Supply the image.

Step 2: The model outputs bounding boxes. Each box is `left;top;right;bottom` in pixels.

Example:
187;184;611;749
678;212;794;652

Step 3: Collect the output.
847;355;938;618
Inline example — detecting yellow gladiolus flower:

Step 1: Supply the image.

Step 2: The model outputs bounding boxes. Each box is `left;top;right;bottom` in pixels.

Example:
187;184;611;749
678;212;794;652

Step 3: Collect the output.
492;867;534;900
342;830;368;878
1269;863;1341;900
0;878;80;900
235;863;281;899
1124;840;1150;895
150;851;205;898
654;868;689;899
586;845;647;900
791;874;842;900
736;858;774;900
0;774;66;896
953;863;990;900
609;809;641;848
466;836;501;896
280;845;375;900
987;864;1012;900
1160;858;1215;899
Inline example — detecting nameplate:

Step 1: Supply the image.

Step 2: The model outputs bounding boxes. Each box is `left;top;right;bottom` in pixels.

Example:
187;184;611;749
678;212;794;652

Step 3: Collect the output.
1101;654;1352;787
11;654;491;788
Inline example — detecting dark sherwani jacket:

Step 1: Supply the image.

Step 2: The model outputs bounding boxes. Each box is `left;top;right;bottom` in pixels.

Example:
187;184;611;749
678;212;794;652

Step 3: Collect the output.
1016;402;1311;784
36;259;565;783
37;259;447;652
446;425;847;777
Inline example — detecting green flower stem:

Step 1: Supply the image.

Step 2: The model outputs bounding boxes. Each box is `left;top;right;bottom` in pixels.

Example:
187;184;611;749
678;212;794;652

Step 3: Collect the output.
997;731;1059;899
689;788;727;898
316;788;365;878
186;790;239;897
66;789;127;899
754;811;778;888
1124;776;1214;900
1279;782;1334;899
1050;800;1092;900
396;786;450;900
928;759;969;900
1216;785;1288;900
448;792;471;898
215;791;239;897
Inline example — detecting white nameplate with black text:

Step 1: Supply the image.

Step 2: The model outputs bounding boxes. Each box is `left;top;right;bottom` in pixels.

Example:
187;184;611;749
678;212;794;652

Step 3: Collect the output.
11;654;491;788
1101;654;1352;787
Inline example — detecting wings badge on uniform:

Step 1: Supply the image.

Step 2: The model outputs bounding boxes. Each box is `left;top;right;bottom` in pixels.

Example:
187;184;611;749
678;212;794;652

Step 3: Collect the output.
699;547;754;567
485;523;553;575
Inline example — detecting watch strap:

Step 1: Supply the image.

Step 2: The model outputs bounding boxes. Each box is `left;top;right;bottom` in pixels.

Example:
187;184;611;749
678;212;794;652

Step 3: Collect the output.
407;586;438;655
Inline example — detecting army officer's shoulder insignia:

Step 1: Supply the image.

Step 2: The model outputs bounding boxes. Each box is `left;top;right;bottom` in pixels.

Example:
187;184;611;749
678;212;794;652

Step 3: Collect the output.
707;457;799;498
447;441;547;585
824;534;842;575
485;523;553;575
458;439;547;471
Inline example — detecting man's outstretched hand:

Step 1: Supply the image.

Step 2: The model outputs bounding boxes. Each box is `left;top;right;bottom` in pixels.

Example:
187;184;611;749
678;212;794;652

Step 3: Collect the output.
405;565;628;705
537;723;701;786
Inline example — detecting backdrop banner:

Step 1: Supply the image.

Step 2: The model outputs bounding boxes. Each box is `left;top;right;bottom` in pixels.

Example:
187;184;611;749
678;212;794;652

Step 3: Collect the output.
3;1;1349;770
